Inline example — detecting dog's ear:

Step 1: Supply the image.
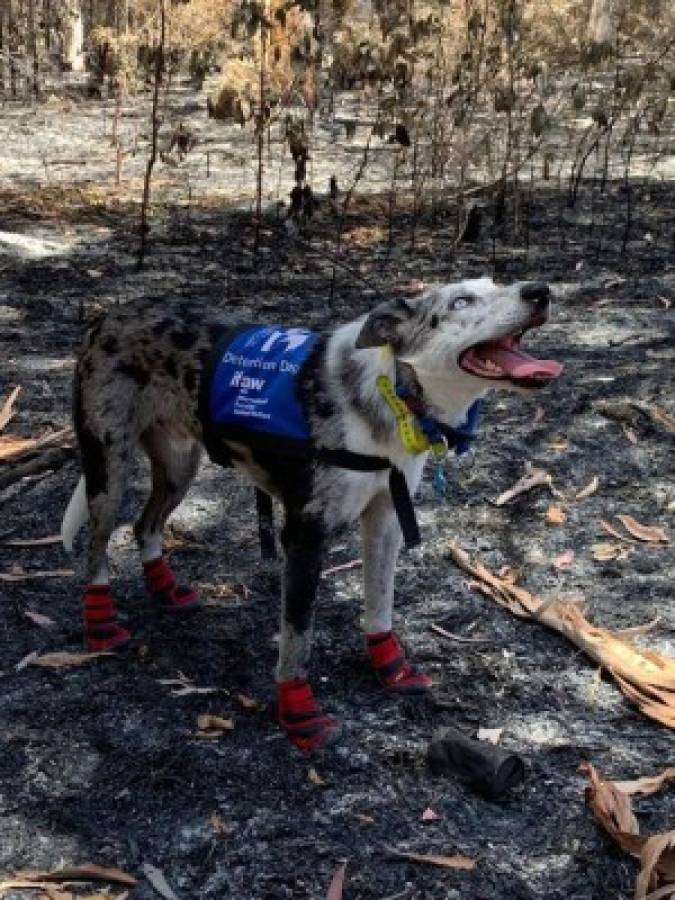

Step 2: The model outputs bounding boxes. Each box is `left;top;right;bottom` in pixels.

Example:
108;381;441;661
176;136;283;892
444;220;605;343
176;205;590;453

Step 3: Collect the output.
354;298;414;350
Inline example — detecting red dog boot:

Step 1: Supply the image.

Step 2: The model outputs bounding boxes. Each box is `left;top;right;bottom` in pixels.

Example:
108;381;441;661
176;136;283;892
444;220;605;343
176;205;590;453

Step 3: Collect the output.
143;556;199;612
366;631;433;693
277;678;341;753
83;585;131;651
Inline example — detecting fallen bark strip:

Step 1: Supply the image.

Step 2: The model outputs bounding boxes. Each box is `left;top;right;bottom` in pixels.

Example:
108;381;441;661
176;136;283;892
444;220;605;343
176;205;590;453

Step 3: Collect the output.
0;446;76;491
0;427;74;464
446;542;675;728
581;763;675;897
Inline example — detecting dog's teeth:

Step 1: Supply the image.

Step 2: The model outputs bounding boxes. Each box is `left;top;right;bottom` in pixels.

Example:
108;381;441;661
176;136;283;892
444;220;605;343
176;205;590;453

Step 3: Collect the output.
483;359;503;374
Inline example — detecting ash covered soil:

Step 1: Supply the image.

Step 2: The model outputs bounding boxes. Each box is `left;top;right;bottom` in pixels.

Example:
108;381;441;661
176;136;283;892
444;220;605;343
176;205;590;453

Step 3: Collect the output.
0;93;674;900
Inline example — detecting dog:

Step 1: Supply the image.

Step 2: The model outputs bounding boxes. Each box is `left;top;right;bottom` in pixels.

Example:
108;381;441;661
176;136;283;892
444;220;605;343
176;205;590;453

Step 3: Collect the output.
61;277;562;752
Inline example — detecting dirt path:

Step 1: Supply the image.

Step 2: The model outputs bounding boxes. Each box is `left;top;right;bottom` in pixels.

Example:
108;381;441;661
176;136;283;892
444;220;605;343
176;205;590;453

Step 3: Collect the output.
0;90;673;900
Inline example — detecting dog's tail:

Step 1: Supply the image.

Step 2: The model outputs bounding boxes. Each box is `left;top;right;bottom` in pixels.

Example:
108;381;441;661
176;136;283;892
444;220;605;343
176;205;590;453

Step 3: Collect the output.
61;475;88;552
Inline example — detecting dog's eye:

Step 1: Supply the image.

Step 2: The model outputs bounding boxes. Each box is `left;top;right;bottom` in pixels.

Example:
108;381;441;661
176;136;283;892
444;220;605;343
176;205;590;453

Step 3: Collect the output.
450;296;472;311
430;314;439;328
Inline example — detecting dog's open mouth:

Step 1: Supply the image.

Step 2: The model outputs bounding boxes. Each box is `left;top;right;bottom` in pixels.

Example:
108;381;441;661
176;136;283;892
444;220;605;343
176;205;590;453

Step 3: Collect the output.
459;332;563;388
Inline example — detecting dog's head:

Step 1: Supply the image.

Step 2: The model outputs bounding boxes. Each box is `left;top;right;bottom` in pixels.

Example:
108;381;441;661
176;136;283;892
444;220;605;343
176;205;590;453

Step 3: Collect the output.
355;277;563;421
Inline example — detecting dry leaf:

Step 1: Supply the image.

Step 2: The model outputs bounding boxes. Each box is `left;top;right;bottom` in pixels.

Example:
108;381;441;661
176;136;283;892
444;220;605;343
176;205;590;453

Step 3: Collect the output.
325;862;347;900
446;543;675;729
421;808;440;821
12;865;136;886
614;768;675;798
385;847;476;870
24;610;57;628
26;651;112;668
477;727;503;745
140;863;179;900
546;505;567;526
591;543;629;562
546;438;569;451
196;714;234;736
353;813;375;825
495;466;552;506
208;812;227;835
601;519;636;544
0;385;21;432
0;569;74;583
236;693;263;710
308;767;326;787
576;476;599;500
651;406;675;434
616;515;669;545
553;550;575;569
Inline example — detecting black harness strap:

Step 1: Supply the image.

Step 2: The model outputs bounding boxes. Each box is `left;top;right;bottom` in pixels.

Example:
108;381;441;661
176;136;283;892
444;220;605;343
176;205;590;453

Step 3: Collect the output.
254;447;420;561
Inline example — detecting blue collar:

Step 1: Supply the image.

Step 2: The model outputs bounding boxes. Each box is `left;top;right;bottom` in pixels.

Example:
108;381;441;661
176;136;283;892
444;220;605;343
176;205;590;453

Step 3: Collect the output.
394;375;483;457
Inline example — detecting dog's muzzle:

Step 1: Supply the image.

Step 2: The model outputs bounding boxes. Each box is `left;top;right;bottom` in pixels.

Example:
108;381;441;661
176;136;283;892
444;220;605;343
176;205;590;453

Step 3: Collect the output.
458;284;563;389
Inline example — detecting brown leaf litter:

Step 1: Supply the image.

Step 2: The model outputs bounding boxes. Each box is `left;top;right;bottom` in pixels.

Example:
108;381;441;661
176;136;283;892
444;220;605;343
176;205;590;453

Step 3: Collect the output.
446;543;675;728
581;763;675;898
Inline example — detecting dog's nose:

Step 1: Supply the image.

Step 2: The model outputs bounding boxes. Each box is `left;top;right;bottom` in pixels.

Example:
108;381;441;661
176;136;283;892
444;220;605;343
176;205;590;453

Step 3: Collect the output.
520;282;550;306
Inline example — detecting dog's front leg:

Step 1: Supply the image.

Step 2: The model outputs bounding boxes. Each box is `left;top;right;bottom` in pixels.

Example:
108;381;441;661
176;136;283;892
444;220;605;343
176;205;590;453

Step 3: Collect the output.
276;511;340;752
361;492;432;693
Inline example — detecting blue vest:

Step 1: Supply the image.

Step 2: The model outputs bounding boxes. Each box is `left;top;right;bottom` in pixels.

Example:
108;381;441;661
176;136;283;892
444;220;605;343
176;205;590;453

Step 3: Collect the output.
206;325;319;448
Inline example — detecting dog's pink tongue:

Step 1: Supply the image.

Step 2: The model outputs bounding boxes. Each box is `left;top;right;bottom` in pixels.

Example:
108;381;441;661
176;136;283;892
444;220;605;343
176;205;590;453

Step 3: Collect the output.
482;344;563;379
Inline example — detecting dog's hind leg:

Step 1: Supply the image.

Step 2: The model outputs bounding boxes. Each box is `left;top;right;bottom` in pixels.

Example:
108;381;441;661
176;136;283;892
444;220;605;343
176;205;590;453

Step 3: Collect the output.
276;510;340;752
78;424;134;652
361;492;432;694
134;425;202;612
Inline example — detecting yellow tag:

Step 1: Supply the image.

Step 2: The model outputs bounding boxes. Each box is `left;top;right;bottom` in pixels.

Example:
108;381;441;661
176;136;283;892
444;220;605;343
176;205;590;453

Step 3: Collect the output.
376;375;429;455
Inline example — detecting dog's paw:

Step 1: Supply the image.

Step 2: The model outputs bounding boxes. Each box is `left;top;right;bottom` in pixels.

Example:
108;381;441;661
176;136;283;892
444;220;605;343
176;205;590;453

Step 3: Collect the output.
277;677;341;753
85;625;132;652
144;556;200;612
367;631;433;694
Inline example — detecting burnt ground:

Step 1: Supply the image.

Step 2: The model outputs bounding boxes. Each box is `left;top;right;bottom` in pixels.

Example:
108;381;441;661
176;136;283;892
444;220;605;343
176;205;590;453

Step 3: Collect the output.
0;92;674;900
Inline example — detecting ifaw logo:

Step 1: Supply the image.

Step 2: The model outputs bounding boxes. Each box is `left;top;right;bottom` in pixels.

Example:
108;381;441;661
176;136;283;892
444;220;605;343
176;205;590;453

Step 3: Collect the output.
230;371;266;391
260;328;311;354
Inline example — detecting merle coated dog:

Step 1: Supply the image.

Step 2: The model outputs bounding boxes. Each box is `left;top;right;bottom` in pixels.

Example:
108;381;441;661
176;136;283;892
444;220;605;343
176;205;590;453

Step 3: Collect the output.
62;277;562;752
